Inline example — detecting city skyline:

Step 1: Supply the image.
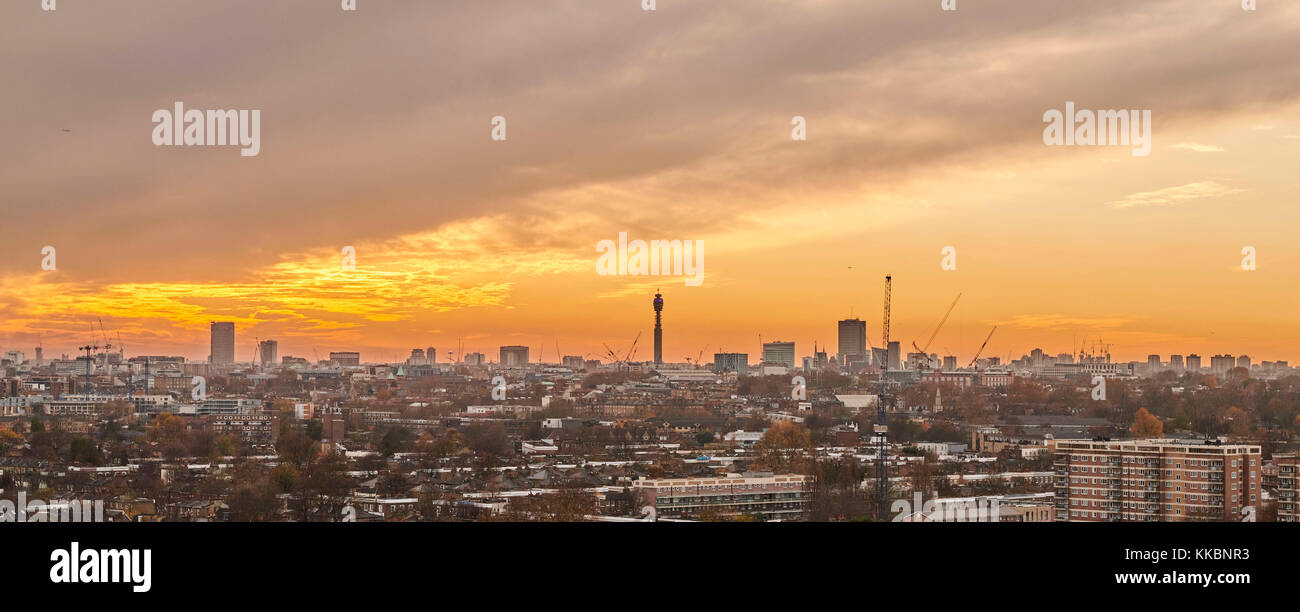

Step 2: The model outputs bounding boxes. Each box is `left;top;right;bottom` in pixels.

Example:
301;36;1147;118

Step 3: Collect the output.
6;307;1292;371
4;2;1300;364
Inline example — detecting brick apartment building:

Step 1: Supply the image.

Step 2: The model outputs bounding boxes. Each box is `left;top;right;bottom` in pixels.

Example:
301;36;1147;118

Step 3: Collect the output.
1053;439;1261;522
633;472;811;521
1276;454;1298;522
201;414;279;444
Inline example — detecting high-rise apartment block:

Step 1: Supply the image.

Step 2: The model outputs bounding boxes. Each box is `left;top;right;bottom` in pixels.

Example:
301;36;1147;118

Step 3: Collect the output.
1210;354;1235;375
1053;439;1261;522
1169;354;1184;371
1276;454;1298;522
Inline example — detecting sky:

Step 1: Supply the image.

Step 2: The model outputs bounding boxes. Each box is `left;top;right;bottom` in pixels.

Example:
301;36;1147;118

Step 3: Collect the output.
2;0;1300;365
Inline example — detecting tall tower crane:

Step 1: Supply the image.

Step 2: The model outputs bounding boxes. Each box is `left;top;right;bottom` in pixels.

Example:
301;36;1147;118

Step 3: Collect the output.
875;274;893;519
911;292;962;369
881;275;892;348
967;325;998;369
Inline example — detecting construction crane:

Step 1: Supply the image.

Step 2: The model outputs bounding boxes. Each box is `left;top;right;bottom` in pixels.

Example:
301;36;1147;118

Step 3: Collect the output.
967;325;998;369
875;274;892;520
624;331;642;362
77;338;100;395
96;318;112;366
684;345;710;368
881;275;892;348
911;292;962;369
117;332;132;398
601;342;621;363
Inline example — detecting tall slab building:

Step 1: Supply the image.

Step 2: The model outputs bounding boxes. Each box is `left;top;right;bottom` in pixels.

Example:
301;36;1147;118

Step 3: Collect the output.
210;322;235;364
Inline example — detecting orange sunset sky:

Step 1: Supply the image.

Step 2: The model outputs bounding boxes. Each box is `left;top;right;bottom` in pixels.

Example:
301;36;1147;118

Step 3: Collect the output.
2;0;1299;365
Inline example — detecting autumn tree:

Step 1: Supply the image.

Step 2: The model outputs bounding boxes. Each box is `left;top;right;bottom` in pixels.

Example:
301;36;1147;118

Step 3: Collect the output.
758;421;811;450
0;427;22;453
147;412;186;445
1224;406;1252;438
1130;407;1164;438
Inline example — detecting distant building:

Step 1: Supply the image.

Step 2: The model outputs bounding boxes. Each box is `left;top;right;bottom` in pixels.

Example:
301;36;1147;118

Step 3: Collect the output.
887;341;901;370
258;340;278;367
329;351;360;366
499;346;530;367
198;398;263;415
653;292;664;366
209;322;235;365
1169;354;1184;372
762;341;795;368
713;353;748;376
464;352;486;366
561;355;585;370
837;319;867;366
1210;354;1235;375
1186;354;1202;372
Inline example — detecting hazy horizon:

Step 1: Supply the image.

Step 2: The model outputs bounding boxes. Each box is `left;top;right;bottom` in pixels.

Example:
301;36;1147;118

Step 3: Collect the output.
3;0;1300;364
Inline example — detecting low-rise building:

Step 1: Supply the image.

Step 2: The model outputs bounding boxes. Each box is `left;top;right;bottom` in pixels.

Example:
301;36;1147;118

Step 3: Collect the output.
633;472;811;521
